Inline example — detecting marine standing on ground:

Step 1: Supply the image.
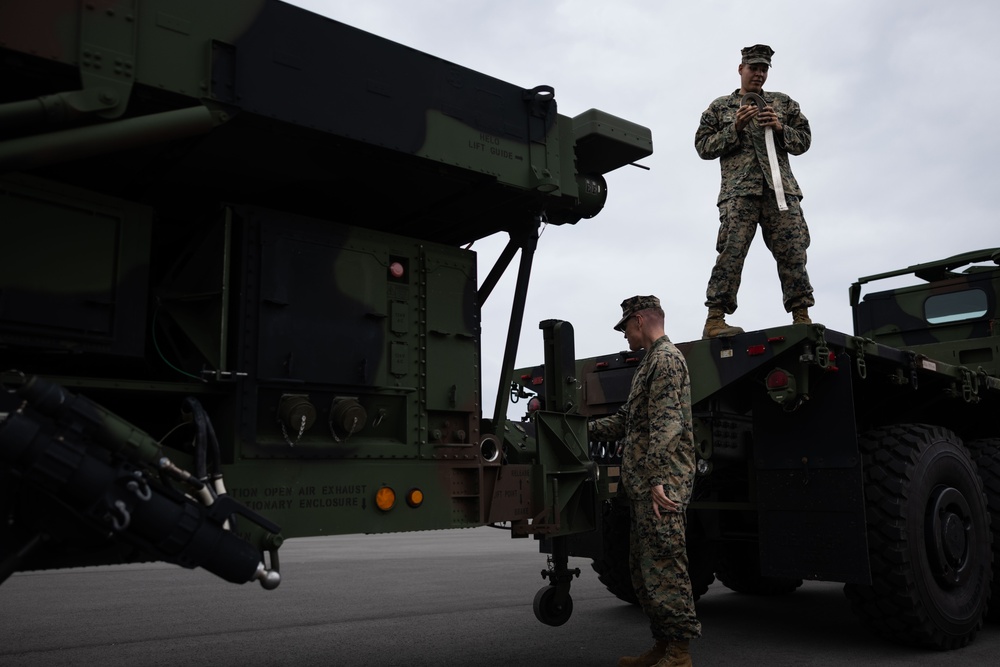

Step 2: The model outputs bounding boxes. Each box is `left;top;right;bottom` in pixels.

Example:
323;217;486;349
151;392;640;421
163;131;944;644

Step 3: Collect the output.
589;296;700;667
695;44;815;338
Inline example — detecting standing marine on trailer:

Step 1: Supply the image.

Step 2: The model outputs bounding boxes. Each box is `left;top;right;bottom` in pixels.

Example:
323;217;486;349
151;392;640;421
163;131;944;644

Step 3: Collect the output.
695;44;814;338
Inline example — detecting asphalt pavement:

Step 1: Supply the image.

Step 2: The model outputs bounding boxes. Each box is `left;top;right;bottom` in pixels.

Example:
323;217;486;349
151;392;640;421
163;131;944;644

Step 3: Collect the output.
0;528;997;666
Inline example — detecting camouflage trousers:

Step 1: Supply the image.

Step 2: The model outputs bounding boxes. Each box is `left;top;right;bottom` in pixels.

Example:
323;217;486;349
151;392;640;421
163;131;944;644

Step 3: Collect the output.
629;499;701;641
705;193;815;313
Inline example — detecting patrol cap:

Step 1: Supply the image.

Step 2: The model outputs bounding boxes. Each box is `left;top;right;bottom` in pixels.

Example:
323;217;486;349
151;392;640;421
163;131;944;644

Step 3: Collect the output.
741;44;774;66
614;295;660;331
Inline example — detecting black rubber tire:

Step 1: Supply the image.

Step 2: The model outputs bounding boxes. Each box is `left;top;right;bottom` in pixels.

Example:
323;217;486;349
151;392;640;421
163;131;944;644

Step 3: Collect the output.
966;438;1000;623
687;512;717;602
533;585;573;626
715;541;802;595
690;569;715;602
843;424;992;649
590;496;638;605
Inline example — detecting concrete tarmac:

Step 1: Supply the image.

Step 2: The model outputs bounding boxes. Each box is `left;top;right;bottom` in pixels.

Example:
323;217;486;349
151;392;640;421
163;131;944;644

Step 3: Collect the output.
0;527;996;666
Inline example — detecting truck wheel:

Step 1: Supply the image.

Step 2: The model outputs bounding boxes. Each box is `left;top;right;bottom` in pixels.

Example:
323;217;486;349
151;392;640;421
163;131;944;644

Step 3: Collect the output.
590;496;714;604
715;541;802;595
687;512;717;601
966;438;1000;622
591;496;639;604
844;424;991;649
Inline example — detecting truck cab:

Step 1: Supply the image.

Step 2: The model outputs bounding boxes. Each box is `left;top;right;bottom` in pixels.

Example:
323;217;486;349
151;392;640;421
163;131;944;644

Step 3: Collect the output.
852;248;1000;376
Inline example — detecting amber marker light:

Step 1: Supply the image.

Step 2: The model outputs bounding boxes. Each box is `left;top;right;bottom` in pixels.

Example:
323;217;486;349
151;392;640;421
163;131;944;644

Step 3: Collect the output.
406;488;424;508
375;486;396;511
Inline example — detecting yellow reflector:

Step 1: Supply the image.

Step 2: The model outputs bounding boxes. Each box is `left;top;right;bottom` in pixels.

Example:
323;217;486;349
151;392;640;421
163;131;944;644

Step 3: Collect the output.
406;488;424;508
375;486;396;511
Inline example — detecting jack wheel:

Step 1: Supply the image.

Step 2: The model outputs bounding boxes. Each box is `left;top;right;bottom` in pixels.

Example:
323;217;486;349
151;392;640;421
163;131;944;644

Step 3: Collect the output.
533;585;573;626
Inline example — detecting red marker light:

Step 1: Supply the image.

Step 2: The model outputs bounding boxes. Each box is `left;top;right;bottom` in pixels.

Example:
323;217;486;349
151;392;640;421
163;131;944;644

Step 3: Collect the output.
389;262;405;279
765;367;797;405
826;351;839;372
766;369;789;389
527;397;542;412
747;344;767;356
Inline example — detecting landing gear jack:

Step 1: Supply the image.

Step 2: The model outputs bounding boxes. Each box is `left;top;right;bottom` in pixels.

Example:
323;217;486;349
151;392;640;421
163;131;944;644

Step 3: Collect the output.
533;536;580;626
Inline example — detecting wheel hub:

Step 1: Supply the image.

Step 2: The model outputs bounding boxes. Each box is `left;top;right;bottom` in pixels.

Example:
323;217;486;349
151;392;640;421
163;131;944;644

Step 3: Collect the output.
926;485;972;587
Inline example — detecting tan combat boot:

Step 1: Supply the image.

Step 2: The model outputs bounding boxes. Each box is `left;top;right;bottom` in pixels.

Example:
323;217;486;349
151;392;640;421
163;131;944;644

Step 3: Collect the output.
618;639;669;667
702;307;744;338
653;640;692;667
791;307;811;324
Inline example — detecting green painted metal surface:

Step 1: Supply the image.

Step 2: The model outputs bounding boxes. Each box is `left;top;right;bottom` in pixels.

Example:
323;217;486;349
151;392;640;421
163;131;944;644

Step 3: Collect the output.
0;0;651;587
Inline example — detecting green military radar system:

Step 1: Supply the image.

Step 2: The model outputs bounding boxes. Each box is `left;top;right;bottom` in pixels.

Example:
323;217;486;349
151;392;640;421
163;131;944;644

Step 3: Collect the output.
517;248;1000;649
0;0;651;621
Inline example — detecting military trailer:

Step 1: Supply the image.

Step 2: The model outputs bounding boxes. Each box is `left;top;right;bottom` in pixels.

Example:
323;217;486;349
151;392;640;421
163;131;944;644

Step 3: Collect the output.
0;0;650;623
516;248;1000;649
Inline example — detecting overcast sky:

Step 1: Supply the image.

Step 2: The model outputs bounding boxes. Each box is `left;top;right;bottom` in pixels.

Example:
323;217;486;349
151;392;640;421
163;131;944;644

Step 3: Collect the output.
289;0;999;415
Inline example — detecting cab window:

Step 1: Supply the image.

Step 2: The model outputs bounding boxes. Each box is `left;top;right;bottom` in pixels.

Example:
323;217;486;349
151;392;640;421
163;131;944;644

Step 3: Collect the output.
925;289;988;324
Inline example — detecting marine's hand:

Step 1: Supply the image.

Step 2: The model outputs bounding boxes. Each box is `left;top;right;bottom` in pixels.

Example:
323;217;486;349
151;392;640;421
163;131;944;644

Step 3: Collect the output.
651;484;679;519
757;105;783;132
734;104;757;132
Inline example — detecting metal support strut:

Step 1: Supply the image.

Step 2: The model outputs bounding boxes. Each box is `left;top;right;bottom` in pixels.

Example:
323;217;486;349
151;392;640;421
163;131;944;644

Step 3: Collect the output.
490;218;540;427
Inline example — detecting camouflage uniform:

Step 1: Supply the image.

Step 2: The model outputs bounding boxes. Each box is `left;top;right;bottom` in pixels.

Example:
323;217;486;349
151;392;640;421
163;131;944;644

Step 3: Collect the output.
590;335;701;642
695;88;814;314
